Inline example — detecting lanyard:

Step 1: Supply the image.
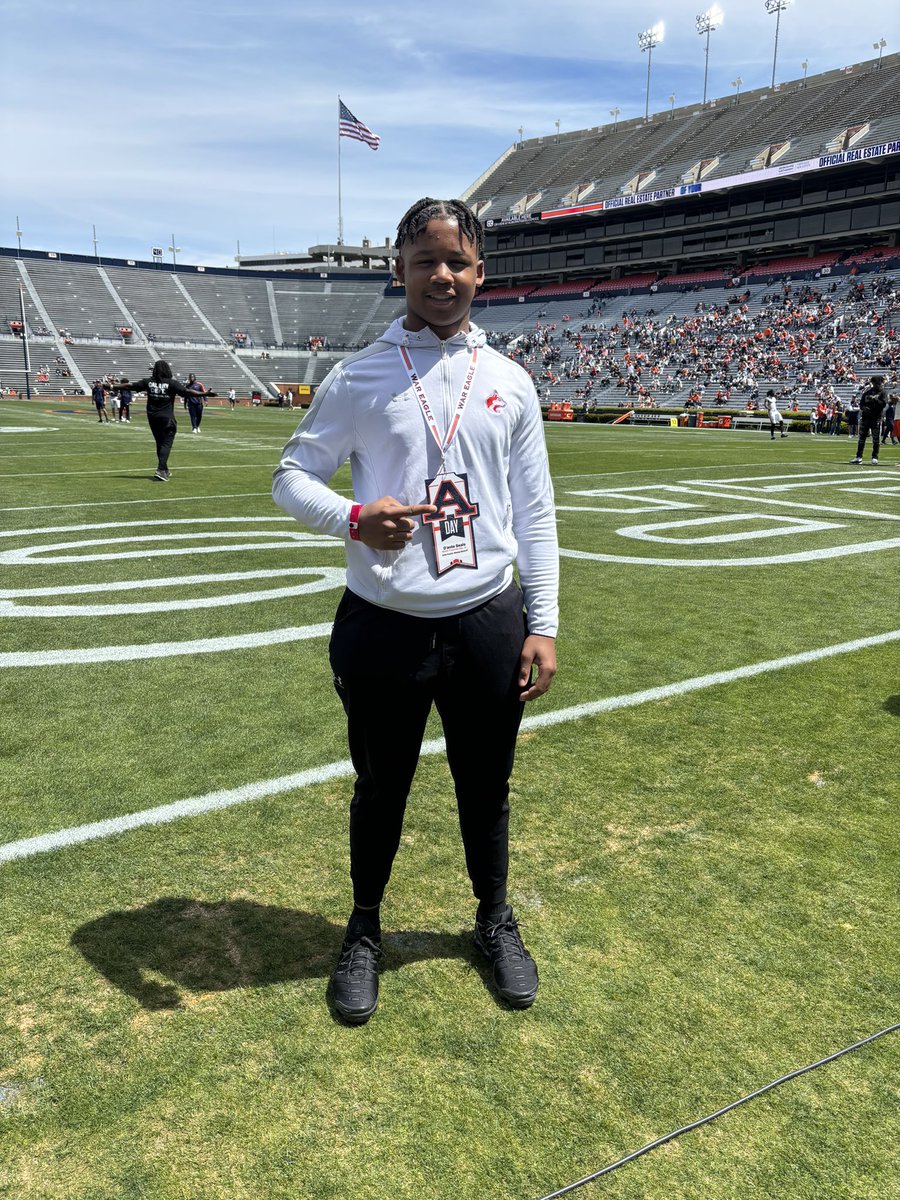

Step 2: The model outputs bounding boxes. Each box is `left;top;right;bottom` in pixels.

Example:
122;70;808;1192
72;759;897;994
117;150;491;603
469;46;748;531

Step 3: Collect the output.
397;344;479;470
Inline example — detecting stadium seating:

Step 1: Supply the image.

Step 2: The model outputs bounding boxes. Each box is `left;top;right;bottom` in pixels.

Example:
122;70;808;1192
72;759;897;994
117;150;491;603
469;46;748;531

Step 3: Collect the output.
477;269;900;417
466;55;900;219
529;281;598;298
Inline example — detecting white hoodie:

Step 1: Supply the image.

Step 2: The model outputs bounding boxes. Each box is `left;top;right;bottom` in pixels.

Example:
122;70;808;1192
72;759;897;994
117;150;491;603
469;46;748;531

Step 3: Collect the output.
273;318;559;636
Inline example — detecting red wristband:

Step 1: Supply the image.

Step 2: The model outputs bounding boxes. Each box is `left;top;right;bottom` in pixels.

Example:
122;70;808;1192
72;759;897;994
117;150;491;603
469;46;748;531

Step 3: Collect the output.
348;503;363;541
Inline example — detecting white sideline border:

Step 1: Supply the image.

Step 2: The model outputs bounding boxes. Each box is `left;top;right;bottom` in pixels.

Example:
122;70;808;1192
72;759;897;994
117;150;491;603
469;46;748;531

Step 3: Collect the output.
2;629;899;866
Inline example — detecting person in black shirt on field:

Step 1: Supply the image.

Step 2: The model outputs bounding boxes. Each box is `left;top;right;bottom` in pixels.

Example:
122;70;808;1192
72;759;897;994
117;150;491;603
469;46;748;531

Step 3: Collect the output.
185;372;207;433
118;378;133;423
92;380;111;423
851;375;887;466
881;393;897;448
114;360;215;481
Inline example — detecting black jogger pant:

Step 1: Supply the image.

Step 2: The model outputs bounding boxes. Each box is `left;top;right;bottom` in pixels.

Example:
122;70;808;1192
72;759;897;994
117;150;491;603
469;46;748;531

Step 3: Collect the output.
855;416;880;461
147;412;177;471
187;399;204;430
328;582;527;909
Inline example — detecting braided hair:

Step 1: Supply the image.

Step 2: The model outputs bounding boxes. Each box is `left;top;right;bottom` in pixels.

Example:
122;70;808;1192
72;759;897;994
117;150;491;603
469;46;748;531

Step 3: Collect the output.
150;360;173;383
395;197;484;259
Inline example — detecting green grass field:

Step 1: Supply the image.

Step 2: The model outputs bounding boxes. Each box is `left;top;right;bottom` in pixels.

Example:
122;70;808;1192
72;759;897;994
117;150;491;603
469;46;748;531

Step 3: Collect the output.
1;397;898;1200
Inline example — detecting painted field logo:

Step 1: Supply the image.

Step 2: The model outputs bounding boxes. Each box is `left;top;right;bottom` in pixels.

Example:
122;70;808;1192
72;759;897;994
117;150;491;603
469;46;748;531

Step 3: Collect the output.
0;517;345;667
559;471;900;568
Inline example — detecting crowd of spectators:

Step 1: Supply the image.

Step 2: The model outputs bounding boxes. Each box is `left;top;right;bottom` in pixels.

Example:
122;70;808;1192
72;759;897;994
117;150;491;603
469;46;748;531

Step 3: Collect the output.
488;275;900;414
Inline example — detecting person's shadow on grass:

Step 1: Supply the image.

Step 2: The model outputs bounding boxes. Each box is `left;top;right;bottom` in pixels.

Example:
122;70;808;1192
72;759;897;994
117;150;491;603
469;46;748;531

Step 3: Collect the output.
71;898;475;1012
883;695;900;717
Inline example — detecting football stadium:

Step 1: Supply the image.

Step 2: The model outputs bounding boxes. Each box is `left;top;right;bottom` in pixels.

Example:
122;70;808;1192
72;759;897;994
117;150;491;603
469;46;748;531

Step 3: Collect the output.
1;14;898;1200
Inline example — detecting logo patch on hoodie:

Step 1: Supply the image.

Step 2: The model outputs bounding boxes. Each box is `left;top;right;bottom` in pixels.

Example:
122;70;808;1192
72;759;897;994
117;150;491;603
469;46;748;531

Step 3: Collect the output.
485;391;506;414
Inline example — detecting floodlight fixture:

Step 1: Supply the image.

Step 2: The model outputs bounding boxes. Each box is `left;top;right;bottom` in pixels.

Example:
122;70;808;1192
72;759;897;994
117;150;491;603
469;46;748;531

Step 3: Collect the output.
765;0;793;91
555;118;561;142
168;236;181;267
873;37;886;66
668;93;677;119
638;22;665;121
732;75;743;102
638;21;665;52
610;106;621;131
801;58;809;85
696;6;724;105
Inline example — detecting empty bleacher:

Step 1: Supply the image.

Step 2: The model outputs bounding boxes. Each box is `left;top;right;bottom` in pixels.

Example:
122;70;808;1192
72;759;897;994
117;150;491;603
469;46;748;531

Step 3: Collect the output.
23;259;130;341
468;54;900;218
103;265;217;344
179;274;277;346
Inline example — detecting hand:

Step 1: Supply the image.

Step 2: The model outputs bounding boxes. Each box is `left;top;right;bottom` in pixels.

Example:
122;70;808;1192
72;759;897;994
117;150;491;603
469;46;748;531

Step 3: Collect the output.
518;634;557;702
358;495;436;550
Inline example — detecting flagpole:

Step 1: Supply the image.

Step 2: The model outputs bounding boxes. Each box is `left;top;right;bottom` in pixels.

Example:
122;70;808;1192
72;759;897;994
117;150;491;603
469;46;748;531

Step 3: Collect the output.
19;283;32;400
337;95;344;246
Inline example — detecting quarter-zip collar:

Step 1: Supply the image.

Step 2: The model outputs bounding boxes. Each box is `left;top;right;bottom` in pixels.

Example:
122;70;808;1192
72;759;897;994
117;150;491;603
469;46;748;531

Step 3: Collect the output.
380;316;486;352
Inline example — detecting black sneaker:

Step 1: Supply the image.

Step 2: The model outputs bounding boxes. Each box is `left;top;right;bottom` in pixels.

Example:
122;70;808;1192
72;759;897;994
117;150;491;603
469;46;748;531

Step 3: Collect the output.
474;905;538;1008
331;918;383;1024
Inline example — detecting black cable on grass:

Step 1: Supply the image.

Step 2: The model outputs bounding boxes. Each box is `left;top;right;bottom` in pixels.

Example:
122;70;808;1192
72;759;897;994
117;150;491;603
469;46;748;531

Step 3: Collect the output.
535;1023;899;1200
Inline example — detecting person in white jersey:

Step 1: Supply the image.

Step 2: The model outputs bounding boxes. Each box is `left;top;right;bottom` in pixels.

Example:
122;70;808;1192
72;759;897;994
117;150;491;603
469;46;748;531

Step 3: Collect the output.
273;197;559;1024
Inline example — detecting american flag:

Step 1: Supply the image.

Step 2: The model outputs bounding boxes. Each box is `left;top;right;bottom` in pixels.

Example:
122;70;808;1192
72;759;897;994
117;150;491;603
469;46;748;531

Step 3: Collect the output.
339;100;380;151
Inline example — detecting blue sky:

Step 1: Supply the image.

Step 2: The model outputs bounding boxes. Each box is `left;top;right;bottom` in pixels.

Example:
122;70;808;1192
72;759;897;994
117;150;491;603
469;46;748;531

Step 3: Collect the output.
2;0;897;267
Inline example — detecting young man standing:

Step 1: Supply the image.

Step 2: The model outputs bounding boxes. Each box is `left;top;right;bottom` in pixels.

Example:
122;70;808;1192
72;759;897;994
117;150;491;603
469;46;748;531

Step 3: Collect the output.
118;378;133;423
851;375;887;465
92;380;110;423
186;373;206;433
273;198;558;1023
765;389;787;440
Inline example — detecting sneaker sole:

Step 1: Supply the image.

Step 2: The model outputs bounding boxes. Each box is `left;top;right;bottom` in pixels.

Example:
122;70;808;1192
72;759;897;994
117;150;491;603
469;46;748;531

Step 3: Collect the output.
333;996;377;1025
473;930;538;1008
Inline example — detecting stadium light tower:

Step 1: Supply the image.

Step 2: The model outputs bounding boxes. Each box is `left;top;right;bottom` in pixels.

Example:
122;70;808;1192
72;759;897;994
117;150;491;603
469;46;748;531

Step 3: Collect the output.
168;235;181;267
610;106;621;131
873;38;886;67
765;0;792;91
15;215;23;258
668;93;677;119
732;75;743;102
638;21;665;122
696;6;724;106
801;58;809;86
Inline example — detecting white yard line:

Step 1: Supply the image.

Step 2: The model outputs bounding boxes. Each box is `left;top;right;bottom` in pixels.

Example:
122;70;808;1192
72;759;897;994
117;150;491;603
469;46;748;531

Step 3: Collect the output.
0;492;273;513
654;485;900;522
561;537;900;567
0;464;278;479
555;461;810;480
0;488;351;513
0;622;333;669
2;629;898;865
